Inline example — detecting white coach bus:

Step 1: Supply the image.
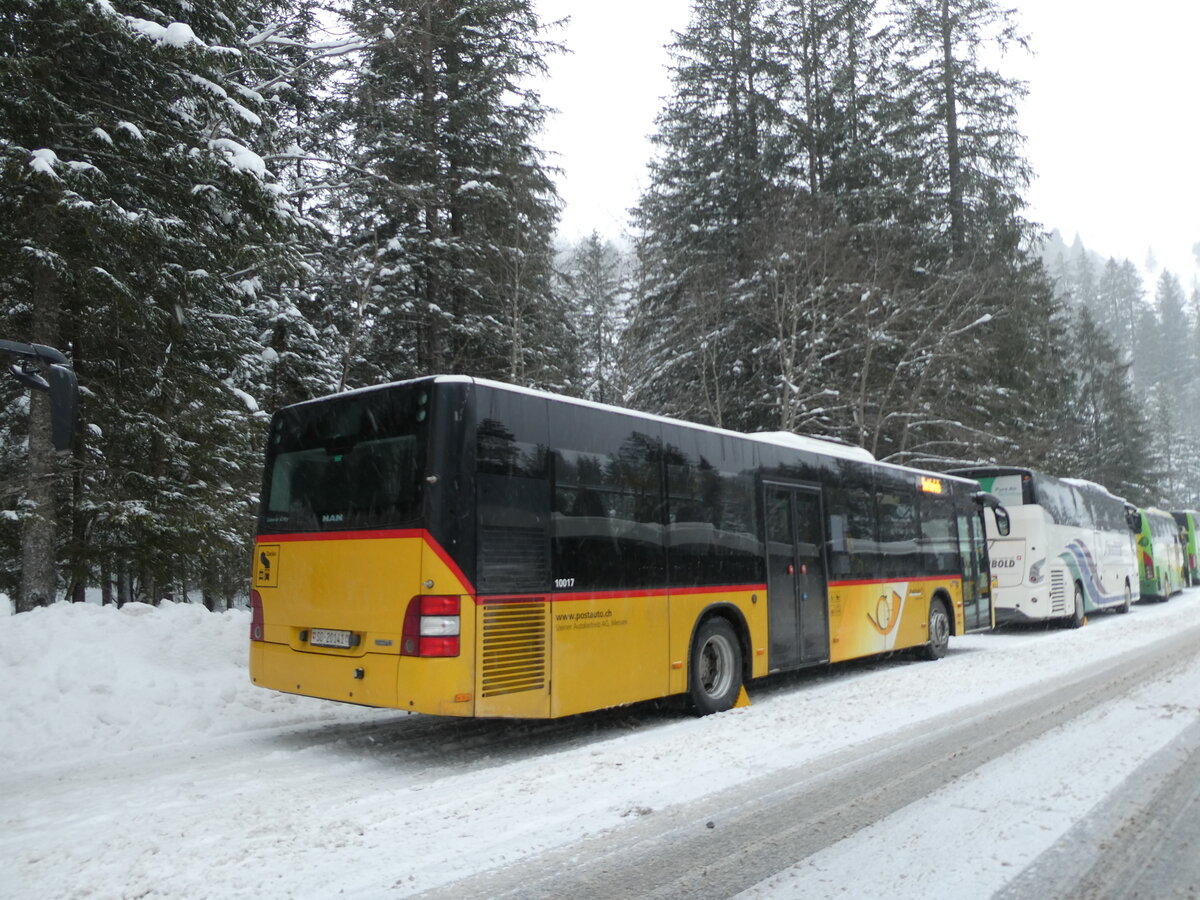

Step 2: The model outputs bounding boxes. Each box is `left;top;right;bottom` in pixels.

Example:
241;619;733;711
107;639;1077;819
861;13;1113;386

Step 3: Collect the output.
950;467;1139;627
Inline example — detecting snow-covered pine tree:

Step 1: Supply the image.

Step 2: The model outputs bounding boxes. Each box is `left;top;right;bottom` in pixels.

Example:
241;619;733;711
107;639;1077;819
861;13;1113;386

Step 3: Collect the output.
861;0;1066;468
780;0;892;215
1094;257;1144;356
241;0;346;417
333;0;566;391
0;0;309;608
627;0;792;429
1147;271;1199;504
1053;305;1158;505
561;232;628;405
885;0;1032;259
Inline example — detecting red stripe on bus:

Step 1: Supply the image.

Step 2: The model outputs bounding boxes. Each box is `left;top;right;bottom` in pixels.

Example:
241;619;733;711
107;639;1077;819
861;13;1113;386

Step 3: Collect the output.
476;584;767;604
256;529;425;543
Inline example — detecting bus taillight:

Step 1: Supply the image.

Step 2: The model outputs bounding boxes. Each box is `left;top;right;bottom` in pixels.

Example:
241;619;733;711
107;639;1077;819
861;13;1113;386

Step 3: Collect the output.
250;590;264;642
402;596;461;657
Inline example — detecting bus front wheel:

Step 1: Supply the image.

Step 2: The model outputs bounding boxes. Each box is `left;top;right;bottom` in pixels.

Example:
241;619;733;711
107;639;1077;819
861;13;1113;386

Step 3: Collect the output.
688;618;743;715
1118;581;1132;614
920;597;950;661
1069;582;1085;628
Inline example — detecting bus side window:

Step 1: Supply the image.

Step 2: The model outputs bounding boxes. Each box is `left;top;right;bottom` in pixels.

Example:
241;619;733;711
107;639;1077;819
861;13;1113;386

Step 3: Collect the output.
551;421;666;592
876;489;918;577
663;427;762;588
826;484;876;577
474;396;552;595
919;495;958;576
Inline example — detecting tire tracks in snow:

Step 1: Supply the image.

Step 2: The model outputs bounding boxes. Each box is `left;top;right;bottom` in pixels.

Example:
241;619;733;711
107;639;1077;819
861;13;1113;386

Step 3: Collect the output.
417;619;1200;899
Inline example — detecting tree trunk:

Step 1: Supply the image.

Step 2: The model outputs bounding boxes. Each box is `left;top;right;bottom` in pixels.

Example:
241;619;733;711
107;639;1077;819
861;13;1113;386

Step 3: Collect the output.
18;391;58;612
940;0;965;256
100;561;113;606
116;565;132;608
18;261;63;613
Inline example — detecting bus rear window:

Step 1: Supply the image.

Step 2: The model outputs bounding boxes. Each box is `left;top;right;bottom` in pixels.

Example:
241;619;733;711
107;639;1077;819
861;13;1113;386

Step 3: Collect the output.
259;389;426;533
982;474;1028;508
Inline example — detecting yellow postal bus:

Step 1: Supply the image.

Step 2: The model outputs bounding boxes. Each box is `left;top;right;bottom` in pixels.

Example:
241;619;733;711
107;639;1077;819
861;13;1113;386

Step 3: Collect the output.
250;377;1007;717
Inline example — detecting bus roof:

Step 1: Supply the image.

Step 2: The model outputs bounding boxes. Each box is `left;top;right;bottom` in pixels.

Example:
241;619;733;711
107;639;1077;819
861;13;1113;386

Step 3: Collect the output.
953;465;1131;506
285;375;978;488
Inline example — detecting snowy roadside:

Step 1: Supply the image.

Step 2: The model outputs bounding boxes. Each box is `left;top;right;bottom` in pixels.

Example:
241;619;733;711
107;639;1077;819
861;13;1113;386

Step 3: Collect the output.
0;600;393;768
3;592;1200;899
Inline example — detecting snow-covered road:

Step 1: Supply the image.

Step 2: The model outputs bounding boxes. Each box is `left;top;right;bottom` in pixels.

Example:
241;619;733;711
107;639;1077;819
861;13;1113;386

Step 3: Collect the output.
4;590;1199;899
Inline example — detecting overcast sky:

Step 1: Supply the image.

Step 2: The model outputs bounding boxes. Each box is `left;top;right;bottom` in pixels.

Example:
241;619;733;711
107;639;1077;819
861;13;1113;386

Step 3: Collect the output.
534;0;1200;289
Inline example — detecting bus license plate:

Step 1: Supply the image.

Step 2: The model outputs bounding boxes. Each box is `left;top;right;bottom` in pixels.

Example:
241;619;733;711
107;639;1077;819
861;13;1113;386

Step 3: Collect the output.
310;628;352;649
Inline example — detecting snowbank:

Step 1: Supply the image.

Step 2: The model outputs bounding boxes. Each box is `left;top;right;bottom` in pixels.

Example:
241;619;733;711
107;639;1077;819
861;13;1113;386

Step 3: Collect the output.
0;601;367;766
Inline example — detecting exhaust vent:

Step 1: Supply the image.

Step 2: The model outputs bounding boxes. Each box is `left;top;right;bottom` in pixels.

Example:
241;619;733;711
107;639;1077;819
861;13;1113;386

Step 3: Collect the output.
1049;569;1067;614
480;601;547;698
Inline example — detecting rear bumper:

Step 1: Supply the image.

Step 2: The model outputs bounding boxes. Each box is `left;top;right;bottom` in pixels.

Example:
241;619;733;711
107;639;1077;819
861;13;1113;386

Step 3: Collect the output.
250;641;476;716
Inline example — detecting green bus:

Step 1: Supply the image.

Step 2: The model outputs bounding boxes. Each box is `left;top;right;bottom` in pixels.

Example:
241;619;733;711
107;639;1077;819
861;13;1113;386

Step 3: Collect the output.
1172;511;1199;587
1135;507;1185;600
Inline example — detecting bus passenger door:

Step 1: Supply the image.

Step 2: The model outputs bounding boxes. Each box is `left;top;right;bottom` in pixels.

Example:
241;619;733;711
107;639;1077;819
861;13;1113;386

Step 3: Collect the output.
957;510;993;631
765;483;830;668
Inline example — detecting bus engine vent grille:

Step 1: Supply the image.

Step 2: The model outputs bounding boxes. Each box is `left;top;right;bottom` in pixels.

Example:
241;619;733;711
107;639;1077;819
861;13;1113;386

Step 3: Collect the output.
480;602;547;698
1049;569;1067;614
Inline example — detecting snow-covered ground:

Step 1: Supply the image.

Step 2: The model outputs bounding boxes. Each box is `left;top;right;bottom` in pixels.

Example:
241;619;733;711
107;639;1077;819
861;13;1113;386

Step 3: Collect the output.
3;590;1199;899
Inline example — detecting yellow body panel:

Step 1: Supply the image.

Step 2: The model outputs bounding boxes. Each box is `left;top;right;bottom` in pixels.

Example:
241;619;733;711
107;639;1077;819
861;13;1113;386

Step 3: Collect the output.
548;592;669;717
827;577;963;664
250;532;477;716
252;530;960;717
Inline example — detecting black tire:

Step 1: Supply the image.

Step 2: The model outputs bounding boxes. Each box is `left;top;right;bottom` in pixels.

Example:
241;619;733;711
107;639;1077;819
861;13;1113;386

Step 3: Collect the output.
1118;580;1132;614
688;617;743;715
1068;582;1085;628
920;597;950;661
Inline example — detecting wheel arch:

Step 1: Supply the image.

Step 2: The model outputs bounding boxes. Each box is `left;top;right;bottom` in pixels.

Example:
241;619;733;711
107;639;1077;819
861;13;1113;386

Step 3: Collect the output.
689;601;753;682
930;588;956;637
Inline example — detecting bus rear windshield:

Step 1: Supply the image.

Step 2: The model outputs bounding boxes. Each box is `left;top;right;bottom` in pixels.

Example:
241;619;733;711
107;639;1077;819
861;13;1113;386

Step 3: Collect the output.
259;388;427;534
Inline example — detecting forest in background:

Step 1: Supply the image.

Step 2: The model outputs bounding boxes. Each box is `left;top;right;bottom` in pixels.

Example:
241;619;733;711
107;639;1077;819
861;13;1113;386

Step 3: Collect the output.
2;0;1198;612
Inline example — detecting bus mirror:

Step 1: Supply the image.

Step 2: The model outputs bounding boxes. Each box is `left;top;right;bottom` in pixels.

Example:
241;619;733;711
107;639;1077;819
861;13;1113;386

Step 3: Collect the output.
972;491;1010;536
45;362;78;452
2;340;78;452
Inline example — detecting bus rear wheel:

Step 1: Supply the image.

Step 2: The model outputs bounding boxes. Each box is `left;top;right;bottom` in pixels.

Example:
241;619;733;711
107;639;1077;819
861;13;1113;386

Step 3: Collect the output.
1068;582;1085;628
920;597;950;661
688;618;743;716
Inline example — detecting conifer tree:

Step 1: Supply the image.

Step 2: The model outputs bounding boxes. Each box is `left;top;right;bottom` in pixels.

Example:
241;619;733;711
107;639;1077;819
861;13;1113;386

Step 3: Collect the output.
1094;257;1143;355
627;0;791;428
886;0;1032;258
562;233;627;405
0;0;309;607
1153;271;1191;397
1055;305;1157;504
333;0;566;390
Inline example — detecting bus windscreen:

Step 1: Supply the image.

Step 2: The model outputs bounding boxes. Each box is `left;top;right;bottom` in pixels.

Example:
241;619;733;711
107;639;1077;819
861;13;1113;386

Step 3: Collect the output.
259;388;426;533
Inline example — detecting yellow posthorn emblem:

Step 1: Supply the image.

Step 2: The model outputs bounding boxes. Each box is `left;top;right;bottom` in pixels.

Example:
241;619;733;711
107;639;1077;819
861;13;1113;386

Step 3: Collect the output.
867;590;903;635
